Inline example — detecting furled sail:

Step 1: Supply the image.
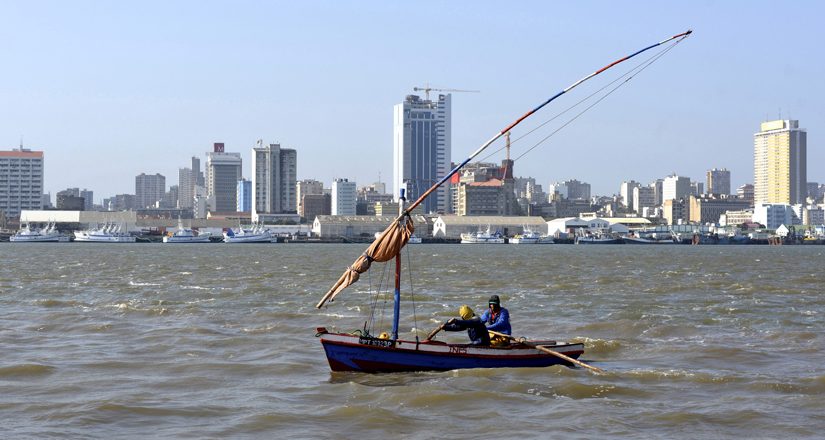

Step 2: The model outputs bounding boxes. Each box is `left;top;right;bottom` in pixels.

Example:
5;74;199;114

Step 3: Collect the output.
315;216;414;308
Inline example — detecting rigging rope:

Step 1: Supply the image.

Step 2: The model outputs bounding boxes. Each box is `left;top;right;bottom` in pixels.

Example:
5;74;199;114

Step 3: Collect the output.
478;38;684;164
404;244;419;339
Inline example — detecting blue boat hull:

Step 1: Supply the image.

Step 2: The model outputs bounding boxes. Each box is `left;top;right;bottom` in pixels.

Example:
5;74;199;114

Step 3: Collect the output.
318;331;584;373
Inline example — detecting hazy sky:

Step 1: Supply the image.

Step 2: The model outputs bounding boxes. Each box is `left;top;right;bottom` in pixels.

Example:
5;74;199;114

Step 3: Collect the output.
2;1;823;202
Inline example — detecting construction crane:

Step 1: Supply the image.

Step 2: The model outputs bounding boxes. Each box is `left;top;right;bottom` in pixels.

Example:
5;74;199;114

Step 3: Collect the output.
413;84;480;101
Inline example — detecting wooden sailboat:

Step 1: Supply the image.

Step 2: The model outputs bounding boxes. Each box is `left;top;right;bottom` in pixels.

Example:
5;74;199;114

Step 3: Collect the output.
315;30;692;373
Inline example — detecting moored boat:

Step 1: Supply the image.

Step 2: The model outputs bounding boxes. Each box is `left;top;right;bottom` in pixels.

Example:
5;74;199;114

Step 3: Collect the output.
73;223;136;243
509;228;554;244
460;227;505;244
163;218;211;243
9;222;70;242
223;223;273;243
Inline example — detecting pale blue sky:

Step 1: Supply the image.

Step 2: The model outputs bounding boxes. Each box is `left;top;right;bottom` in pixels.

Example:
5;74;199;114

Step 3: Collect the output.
2;1;823;201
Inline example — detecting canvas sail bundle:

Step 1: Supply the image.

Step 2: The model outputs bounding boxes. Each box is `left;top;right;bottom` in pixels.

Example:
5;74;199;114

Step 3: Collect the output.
315;216;415;308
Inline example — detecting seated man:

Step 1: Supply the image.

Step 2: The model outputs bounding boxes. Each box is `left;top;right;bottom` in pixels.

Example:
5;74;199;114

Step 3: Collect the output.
479;295;511;346
441;305;491;346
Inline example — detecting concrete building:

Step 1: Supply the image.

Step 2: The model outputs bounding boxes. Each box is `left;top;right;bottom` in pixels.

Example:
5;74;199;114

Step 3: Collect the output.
707;168;731;195
801;205;825;225
393;93;451;214
312;214;429;238
619;181;640;210
454;179;509;216
433;215;546;238
251;141;297;218
103;194;135;211
737;183;754;207
135;173;165;209
178;156;204;210
332;178;356;216
0;147;44;218
301;194;331;223
296;179;324;217
206;143;242;213
691;181;704;196
754;203;798;229
662;174;691;202
688;194;751;224
237;179;252;212
563;179;591;200
662;198;689;225
754;119;807;205
650;179;664;206
719;209;753;227
633;186;656;216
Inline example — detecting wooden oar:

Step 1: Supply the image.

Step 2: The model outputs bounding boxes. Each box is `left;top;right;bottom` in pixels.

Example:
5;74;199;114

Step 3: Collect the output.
425;323;445;341
488;330;605;374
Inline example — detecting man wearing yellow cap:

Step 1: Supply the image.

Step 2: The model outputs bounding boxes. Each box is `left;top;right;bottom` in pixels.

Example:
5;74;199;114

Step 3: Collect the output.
440;305;491;346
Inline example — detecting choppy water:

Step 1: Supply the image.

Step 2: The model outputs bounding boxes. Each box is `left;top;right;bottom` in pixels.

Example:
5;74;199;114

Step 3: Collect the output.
1;243;823;439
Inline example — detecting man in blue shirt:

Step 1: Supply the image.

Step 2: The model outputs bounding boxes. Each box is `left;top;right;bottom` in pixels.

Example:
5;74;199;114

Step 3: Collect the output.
479;295;511;346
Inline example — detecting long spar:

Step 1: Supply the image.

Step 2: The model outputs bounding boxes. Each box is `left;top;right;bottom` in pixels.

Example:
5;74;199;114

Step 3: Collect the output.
400;30;692;217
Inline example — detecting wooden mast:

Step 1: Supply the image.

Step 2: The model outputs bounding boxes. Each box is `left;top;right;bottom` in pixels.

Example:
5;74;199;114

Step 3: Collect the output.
391;189;406;340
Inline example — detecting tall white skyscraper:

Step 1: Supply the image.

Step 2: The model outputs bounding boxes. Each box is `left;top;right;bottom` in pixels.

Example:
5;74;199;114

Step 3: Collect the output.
753;119;807;205
0;147;44;218
393;93;451;213
332;178;356;215
251;141;297;215
619;180;640;210
206;143;242;213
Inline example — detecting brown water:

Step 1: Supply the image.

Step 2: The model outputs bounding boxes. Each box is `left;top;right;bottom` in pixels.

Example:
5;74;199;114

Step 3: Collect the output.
1;243;823;438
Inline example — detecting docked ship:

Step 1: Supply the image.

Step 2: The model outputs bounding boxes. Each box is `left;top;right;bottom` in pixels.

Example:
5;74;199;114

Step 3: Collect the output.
575;232;622;244
460;227;505;244
223;224;274;243
163;218;211;243
9;222;70;242
509;228;554;244
623;232;676;244
73;223;136;243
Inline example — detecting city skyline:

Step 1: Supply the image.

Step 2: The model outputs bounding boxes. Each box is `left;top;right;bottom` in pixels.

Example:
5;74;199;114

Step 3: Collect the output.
2;1;824;200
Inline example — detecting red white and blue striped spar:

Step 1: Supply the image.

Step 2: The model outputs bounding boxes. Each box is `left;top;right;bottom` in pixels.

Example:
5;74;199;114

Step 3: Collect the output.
402;30;692;216
316;329;584;373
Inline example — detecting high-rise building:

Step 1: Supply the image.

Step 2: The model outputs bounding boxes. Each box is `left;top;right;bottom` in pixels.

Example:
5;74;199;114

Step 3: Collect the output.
662;174;691;201
737;183;755;207
297;179;325;218
393;94;451;213
0;147;44;218
651;179;664;206
754;119;807;205
563;179;591;200
691;181;704;196
178;156;203;210
135;173;166;209
332;178;356;215
619;181;640;210
206;143;242;212
237;179;252;212
706;168;731;195
251;141;297;215
633;186;655;215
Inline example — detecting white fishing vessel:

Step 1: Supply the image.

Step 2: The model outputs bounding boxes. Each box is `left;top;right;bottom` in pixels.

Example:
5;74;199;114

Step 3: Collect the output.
73;223;136;243
223;223;274;243
9;222;70;242
509;227;554;244
460;226;505;244
163;218;211;243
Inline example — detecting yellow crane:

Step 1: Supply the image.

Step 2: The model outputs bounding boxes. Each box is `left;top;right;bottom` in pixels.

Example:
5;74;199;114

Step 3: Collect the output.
412;84;480;101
